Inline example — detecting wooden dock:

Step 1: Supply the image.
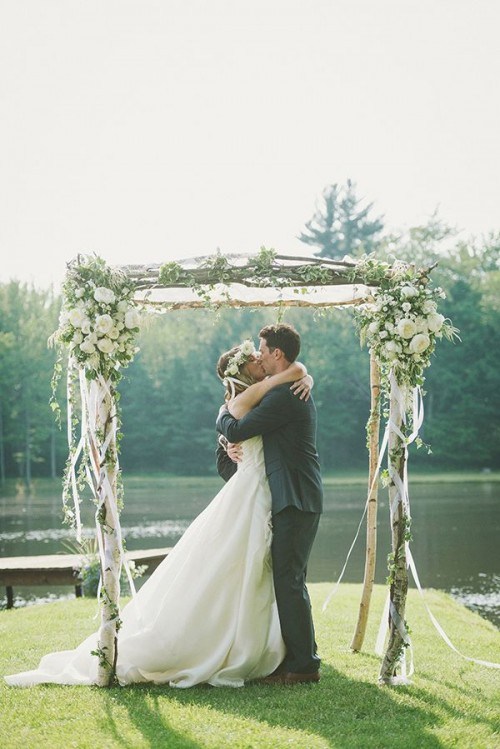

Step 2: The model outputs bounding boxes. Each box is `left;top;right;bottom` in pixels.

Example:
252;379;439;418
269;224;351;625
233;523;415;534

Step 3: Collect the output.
0;547;171;608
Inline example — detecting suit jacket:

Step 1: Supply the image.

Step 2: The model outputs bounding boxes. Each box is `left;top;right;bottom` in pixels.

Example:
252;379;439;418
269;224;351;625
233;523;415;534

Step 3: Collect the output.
216;433;237;483
216;383;323;515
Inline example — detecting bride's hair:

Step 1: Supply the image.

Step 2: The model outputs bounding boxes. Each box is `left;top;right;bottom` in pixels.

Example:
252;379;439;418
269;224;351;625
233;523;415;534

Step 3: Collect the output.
216;346;255;400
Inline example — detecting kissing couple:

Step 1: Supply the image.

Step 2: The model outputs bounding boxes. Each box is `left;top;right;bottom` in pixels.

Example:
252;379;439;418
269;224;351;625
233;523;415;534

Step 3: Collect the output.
6;323;323;689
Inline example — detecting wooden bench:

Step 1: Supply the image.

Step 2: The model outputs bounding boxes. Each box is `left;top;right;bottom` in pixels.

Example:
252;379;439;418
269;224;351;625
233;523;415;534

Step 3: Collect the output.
0;547;171;608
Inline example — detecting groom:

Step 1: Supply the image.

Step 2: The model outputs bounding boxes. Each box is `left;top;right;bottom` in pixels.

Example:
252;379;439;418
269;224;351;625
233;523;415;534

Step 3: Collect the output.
216;323;323;684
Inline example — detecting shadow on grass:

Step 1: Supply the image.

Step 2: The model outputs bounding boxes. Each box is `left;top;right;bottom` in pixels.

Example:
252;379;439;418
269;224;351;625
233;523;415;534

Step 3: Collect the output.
409;669;500;737
102;686;203;749
103;665;444;749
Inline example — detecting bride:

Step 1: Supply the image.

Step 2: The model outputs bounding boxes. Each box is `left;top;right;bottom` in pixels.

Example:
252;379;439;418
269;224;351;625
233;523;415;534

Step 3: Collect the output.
5;341;309;689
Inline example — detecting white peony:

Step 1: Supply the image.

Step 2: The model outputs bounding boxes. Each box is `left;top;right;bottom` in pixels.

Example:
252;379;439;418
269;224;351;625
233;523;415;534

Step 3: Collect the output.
409;333;431;354
124;309;140;329
415;317;429;333
400;285;419;298
97;337;115;354
80;340;96;354
94;287;116;304
68;308;87;328
397;318;417;339
427;313;445;333
95;314;114;335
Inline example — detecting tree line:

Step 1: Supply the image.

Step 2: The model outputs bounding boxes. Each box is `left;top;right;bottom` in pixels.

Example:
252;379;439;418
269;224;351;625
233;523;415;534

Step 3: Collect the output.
1;183;499;486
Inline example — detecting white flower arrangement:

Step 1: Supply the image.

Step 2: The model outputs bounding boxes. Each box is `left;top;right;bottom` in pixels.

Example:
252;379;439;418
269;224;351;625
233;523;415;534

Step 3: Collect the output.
223;339;256;377
52;255;141;381
355;261;457;388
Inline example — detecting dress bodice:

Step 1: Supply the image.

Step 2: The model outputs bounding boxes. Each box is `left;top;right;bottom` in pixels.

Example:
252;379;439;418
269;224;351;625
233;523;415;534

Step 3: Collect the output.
238;436;265;472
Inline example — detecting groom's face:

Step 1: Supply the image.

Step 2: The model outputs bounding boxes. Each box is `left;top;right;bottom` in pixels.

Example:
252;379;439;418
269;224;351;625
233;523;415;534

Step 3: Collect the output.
258;338;277;375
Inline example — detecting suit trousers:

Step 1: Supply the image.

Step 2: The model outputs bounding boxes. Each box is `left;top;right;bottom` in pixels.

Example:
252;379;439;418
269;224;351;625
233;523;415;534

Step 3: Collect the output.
271;506;321;674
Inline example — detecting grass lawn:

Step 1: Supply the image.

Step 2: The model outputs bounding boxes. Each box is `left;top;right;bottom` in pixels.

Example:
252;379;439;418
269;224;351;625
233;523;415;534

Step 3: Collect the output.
1;584;499;749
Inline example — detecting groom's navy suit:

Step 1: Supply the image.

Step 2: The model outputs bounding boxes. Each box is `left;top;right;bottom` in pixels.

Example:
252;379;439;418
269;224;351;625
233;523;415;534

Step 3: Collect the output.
216;383;323;674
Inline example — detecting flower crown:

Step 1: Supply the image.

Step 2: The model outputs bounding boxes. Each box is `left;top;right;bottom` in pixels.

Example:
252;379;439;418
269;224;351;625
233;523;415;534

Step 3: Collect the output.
223;340;256;377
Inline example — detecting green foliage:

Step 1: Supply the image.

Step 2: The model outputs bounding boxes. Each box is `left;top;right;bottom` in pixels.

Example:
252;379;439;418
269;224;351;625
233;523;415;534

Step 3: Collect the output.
298;179;385;259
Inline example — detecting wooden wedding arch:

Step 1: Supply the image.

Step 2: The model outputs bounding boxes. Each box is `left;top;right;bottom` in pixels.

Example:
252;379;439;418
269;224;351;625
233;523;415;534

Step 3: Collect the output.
54;249;451;686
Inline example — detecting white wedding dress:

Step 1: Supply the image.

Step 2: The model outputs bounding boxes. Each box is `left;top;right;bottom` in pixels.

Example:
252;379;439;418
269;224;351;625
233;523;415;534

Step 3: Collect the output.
5;436;285;688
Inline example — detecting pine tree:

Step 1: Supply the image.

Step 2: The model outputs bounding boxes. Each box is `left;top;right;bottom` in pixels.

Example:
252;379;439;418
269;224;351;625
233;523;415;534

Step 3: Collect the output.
298;179;384;259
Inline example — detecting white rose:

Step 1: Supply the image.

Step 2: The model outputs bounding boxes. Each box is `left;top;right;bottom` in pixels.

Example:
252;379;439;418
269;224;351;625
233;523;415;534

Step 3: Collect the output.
402;302;412;312
94;287;115;304
427;313;445;333
72;330;83;345
397;318;417;339
68;308;87;328
240;340;255;355
80;340;96;354
97;337;115;354
117;300;129;312
385;340;402;353
423;300;437;314
400;285;419;298
95;314;114;335
108;326;120;340
124;309;140;329
227;363;239;375
80;318;92;334
379;330;388;339
86;333;98;345
409;333;431;354
368;321;379;334
385;322;395;333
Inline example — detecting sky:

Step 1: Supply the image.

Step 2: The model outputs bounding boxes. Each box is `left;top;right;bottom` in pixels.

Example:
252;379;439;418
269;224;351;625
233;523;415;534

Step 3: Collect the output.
1;0;499;289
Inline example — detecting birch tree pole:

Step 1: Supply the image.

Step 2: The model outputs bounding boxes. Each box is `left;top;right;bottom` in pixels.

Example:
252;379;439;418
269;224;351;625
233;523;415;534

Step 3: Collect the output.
86;379;122;685
350;355;381;652
378;377;411;684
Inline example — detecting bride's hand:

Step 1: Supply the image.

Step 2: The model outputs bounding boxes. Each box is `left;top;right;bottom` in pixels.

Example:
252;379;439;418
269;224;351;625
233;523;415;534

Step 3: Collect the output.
290;374;313;401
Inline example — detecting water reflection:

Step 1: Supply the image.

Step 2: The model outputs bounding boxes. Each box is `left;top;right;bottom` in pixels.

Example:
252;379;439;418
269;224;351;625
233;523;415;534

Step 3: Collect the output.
1;477;499;627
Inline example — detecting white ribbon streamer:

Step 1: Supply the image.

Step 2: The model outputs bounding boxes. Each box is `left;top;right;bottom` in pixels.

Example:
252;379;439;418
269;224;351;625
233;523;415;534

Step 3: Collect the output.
322;421;390;612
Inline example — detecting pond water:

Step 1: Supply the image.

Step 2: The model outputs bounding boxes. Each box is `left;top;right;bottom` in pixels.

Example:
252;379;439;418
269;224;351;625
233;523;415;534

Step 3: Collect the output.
1;476;499;628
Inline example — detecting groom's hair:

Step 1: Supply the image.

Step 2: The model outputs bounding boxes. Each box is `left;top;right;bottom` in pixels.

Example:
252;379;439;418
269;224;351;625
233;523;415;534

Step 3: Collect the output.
259;324;301;362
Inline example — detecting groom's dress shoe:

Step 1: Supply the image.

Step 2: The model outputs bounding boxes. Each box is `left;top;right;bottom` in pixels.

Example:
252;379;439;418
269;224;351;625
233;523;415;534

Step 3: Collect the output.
259;670;320;685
